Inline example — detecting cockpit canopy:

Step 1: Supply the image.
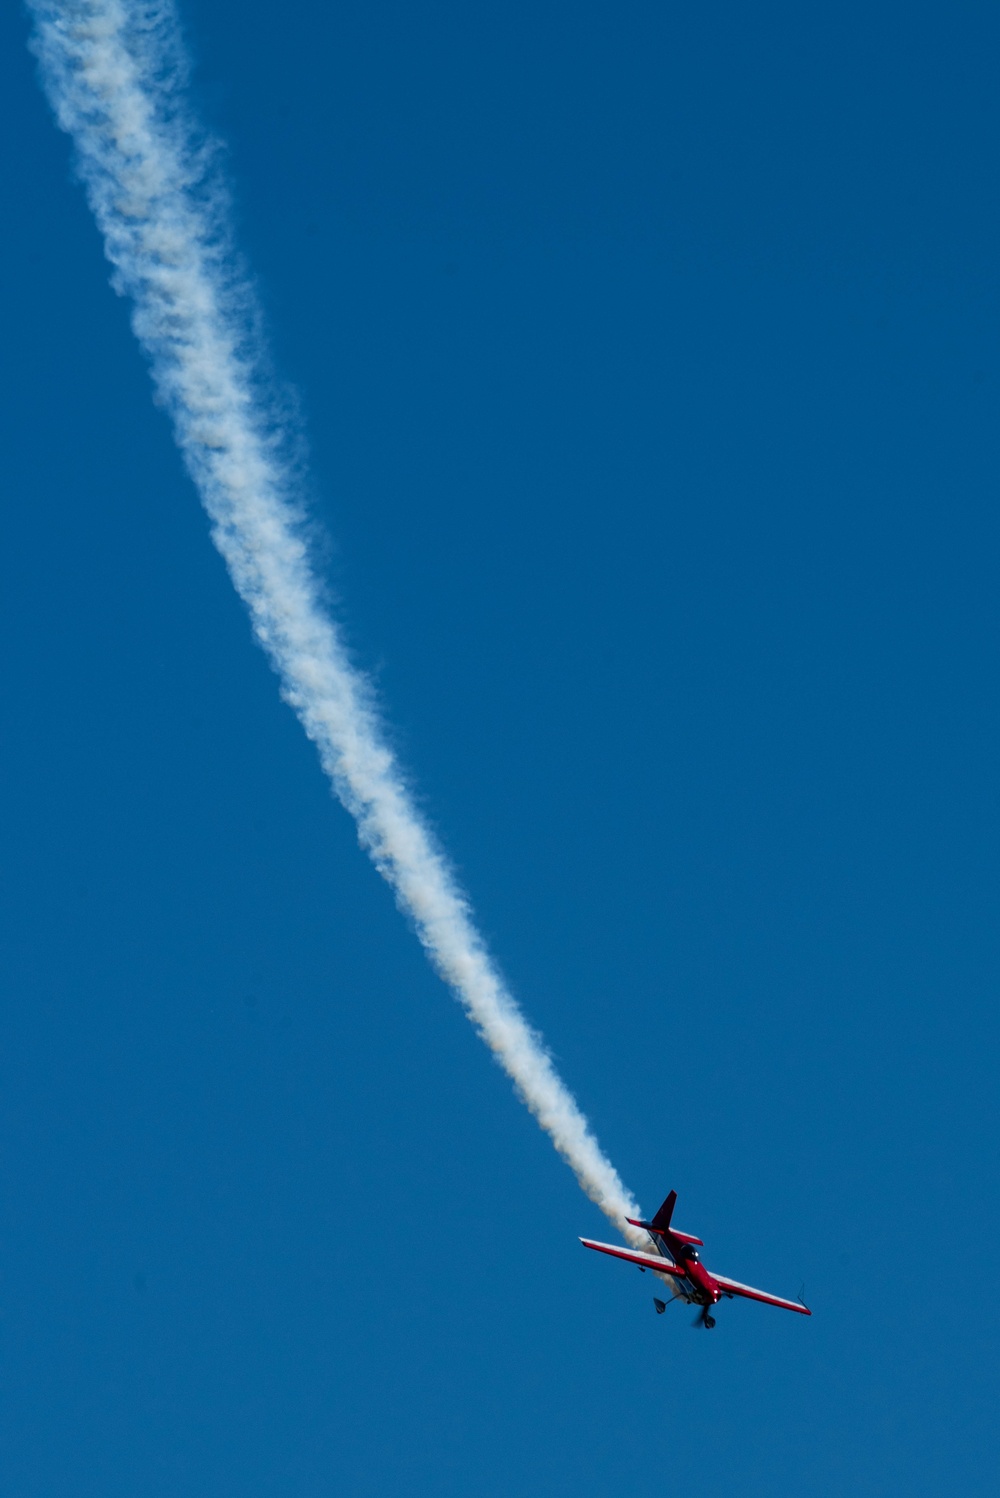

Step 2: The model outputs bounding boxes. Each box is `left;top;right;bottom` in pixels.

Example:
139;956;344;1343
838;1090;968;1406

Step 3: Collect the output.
685;1247;700;1262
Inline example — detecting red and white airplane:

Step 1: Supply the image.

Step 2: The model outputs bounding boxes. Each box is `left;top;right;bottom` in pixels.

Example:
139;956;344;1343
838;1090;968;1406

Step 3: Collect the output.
581;1189;811;1328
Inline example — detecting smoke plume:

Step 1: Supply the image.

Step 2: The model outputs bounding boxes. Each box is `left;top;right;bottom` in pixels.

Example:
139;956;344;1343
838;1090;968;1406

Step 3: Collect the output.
28;0;643;1239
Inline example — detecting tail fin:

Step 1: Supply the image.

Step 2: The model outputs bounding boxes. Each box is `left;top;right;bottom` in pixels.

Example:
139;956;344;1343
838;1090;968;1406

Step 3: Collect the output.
651;1191;677;1233
624;1190;706;1249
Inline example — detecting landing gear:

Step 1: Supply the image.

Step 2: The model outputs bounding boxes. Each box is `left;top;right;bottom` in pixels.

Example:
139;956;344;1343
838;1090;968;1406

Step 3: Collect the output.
704;1313;716;1329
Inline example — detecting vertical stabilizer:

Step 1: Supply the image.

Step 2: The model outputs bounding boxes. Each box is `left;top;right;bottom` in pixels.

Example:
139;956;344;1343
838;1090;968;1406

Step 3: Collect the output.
651;1191;677;1233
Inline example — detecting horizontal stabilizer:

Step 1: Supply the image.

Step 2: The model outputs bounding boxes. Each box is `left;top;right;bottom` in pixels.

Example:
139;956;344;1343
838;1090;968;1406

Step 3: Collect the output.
626;1216;703;1247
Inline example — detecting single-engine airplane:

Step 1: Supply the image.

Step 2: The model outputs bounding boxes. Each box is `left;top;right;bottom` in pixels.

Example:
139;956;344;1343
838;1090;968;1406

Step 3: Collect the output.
580;1189;810;1328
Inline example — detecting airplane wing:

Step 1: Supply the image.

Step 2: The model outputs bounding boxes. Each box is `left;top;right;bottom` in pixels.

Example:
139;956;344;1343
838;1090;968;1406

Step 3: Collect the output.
710;1271;811;1315
579;1238;687;1276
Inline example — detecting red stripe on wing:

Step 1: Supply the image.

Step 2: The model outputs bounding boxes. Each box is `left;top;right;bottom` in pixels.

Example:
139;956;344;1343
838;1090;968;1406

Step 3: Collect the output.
579;1238;686;1276
710;1272;811;1314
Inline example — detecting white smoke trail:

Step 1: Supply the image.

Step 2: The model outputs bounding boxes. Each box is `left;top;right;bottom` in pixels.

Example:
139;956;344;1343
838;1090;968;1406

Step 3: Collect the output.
27;0;644;1240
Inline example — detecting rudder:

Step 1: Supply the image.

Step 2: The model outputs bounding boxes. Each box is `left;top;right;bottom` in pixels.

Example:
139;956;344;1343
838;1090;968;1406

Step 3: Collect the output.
651;1190;677;1233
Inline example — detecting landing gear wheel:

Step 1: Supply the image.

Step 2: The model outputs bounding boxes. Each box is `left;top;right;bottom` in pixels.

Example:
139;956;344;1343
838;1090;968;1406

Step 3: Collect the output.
704;1314;716;1329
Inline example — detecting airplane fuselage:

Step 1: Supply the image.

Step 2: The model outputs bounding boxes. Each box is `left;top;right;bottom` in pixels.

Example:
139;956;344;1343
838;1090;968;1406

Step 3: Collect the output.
653;1235;721;1305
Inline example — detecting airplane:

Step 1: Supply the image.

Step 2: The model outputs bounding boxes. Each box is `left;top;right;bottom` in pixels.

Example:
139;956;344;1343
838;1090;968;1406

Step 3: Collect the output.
580;1189;811;1328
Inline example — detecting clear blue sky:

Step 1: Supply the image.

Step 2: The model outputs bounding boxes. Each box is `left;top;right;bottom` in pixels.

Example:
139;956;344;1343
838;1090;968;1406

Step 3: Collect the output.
3;1;998;1493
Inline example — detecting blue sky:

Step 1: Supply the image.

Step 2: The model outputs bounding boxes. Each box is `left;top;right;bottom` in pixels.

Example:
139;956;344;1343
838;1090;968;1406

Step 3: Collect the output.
2;1;999;1494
